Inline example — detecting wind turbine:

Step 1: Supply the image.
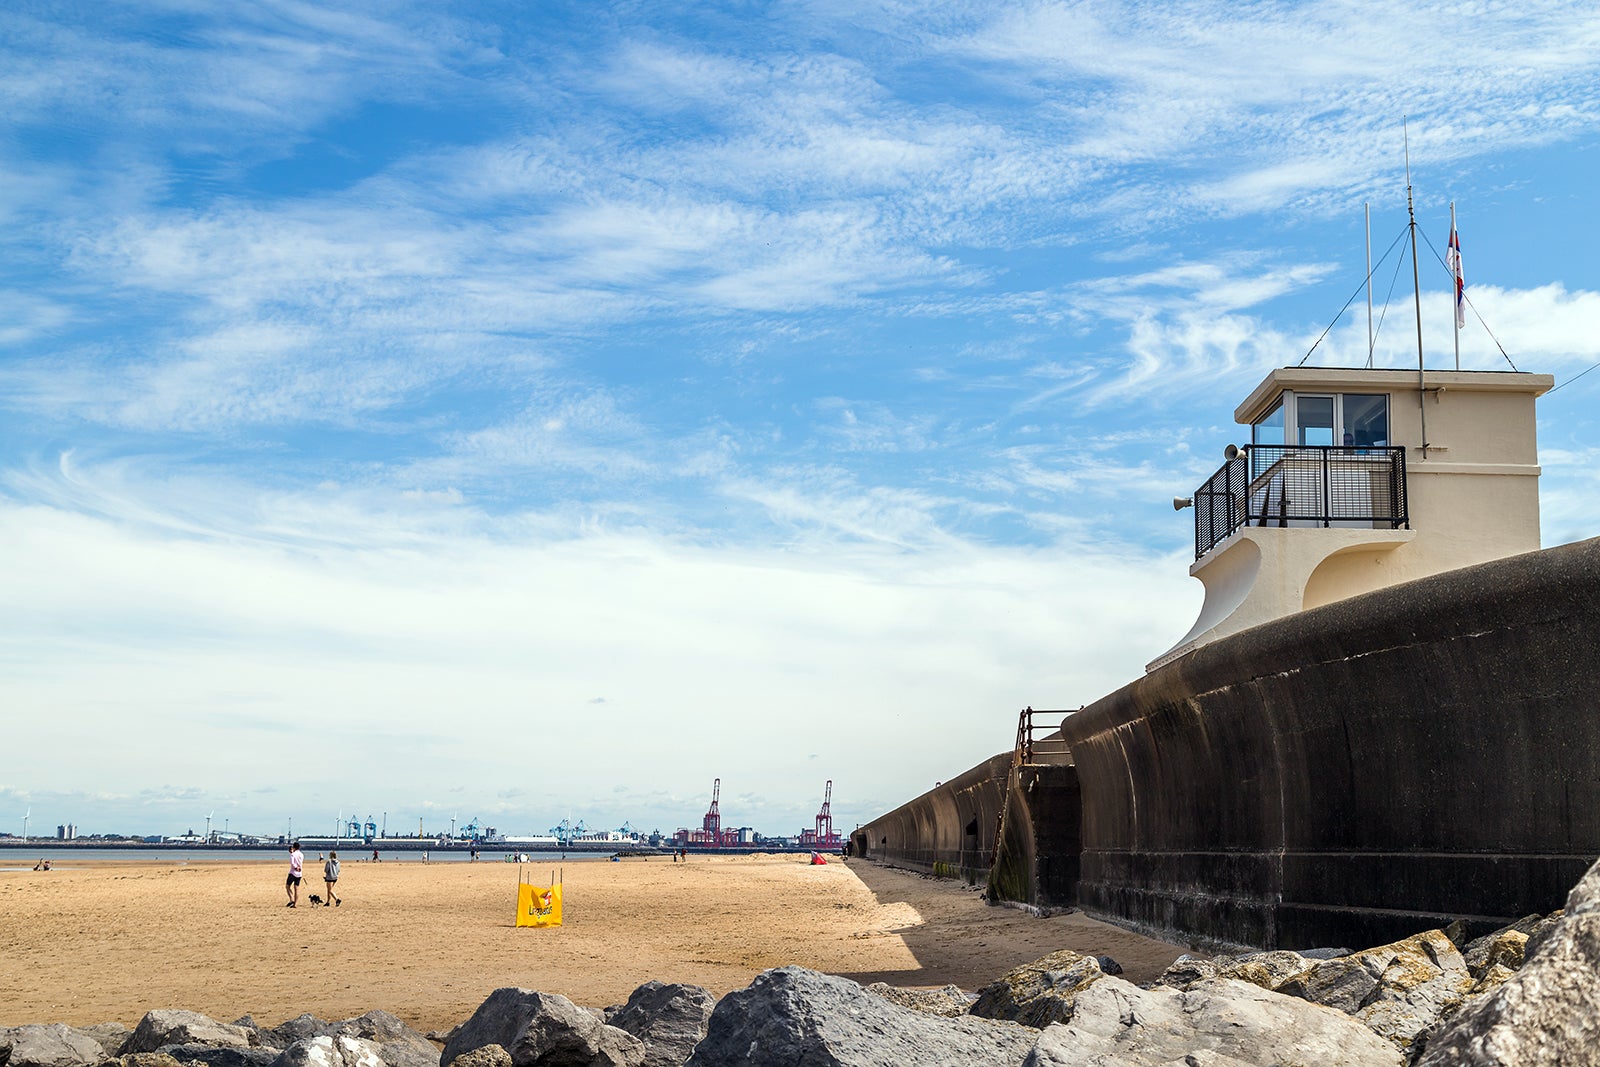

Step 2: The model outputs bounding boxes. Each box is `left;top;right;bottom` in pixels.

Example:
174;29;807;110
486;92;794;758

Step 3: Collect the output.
21;807;29;843
205;811;214;843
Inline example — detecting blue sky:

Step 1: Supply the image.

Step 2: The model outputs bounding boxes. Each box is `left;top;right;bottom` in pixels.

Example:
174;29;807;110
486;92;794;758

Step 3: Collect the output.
3;1;1599;840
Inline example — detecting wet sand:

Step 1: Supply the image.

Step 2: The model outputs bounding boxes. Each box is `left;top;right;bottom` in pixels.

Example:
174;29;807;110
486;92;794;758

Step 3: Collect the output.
0;855;1184;1033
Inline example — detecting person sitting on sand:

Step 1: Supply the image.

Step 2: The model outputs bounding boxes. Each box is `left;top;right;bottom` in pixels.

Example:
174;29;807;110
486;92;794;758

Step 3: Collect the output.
33;859;44;870
285;840;304;907
322;850;341;907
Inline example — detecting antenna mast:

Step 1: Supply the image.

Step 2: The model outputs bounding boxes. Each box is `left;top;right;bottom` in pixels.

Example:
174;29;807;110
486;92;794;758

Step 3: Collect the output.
1365;202;1374;368
1404;121;1429;458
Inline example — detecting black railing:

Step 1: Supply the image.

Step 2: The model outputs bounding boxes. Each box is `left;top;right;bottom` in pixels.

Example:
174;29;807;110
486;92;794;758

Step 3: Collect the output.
1193;445;1408;560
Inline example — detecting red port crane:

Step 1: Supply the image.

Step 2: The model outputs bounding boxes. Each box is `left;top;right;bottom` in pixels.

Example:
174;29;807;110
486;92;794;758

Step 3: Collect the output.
701;777;723;847
801;780;841;848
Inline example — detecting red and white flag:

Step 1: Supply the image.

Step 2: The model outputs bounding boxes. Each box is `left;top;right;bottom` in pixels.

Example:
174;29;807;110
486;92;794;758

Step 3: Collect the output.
1447;226;1465;329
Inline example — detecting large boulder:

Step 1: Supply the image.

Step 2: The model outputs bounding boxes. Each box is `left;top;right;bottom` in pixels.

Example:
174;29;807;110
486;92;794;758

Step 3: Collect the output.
257;1019;329;1054
77;1027;132;1059
442;988;643;1067
968;950;1106;1028
159;1047;279;1067
0;1025;111;1067
1462;917;1539;979
118;1056;183;1067
269;1037;383;1067
1274;929;1474;1056
330;1013;438;1067
1215;950;1313;990
604;983;714;1067
1148;953;1218;989
124;1015;252;1057
1415;857;1600;1066
684;967;1038;1067
863;983;974;1018
445;1052;508;1067
1022;976;1403;1067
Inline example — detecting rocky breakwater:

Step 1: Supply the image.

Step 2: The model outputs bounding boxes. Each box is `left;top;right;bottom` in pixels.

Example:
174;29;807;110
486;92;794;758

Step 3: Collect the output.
8;859;1600;1067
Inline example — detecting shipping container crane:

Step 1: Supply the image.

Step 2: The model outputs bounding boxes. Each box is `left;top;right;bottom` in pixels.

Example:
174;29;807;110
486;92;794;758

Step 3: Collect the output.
701;778;723;847
816;780;838;847
801;780;841;848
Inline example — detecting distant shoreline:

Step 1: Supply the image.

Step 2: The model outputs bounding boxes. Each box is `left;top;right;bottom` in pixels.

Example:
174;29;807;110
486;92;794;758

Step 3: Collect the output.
0;839;823;855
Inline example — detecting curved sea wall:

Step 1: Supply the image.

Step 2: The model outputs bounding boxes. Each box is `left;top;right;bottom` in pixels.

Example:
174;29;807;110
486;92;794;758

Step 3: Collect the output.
1063;534;1600;950
854;754;1011;883
855;755;1081;906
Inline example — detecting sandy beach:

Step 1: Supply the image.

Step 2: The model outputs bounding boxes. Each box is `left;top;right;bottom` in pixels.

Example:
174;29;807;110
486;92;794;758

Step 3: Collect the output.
0;855;1184;1034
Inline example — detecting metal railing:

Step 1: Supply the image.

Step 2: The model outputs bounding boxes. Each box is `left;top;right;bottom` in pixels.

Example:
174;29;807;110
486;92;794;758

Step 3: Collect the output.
991;707;1076;865
1194;444;1408;560
1014;706;1075;765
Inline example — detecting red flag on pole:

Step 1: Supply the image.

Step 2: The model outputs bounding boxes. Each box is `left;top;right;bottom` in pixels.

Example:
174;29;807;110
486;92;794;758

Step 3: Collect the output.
1447;226;1465;329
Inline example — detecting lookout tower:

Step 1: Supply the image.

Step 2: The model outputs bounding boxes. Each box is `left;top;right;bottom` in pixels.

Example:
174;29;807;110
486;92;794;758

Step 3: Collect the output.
1151;366;1553;671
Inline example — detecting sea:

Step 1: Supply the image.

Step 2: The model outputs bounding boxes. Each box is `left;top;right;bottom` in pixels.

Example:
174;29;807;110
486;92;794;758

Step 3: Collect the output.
0;847;612;871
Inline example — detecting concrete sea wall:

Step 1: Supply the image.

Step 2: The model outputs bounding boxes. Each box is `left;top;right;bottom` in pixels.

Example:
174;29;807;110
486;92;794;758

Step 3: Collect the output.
854;754;1011;884
1063;534;1600;950
855;755;1081;907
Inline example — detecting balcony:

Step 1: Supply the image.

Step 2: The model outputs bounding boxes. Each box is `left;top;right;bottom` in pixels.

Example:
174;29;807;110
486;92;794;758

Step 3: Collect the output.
1193;445;1409;560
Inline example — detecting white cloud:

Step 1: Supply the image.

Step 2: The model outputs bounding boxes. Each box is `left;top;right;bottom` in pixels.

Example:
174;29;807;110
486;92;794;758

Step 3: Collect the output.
0;471;1198;835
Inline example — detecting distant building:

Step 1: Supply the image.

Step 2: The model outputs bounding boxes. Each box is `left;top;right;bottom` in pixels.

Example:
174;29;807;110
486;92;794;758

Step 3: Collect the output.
57;823;76;840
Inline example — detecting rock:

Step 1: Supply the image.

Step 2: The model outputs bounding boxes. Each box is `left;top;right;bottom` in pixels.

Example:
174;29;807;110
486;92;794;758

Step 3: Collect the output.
1275;929;1474;1055
1300;946;1355;960
118;1056;183;1067
445;1051;509;1067
1091;956;1122;977
604;982;714;1067
864;983;975;1017
330;1013;437;1067
1522;909;1564;962
125;1015;252;1057
1216;949;1312;990
1462;929;1528;979
75;1027;132;1060
258;1019;329;1054
1148;953;1218;989
0;1025;111;1067
1414;857;1600;1066
968;950;1106;1027
683;967;1036;1067
441;987;644;1067
270;1037;383;1067
159;1046;280;1067
1022;976;1403;1067
1469;964;1516;996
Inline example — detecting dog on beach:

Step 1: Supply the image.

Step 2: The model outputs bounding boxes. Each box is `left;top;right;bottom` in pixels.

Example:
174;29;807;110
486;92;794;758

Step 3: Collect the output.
308;894;323;905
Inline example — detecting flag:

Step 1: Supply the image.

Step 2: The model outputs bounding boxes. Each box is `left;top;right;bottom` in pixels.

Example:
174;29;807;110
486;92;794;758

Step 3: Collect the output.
516;872;563;927
1447;226;1465;329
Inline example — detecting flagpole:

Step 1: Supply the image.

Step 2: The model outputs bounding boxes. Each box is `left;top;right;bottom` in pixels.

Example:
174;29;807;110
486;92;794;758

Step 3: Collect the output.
1365;201;1374;368
1450;201;1460;370
1404;121;1428;458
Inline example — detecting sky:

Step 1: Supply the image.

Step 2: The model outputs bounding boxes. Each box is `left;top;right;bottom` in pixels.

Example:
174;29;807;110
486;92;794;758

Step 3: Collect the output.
3;1;1599;842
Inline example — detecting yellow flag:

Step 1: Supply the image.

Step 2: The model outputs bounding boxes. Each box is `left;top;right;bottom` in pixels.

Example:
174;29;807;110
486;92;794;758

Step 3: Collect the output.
516;881;563;927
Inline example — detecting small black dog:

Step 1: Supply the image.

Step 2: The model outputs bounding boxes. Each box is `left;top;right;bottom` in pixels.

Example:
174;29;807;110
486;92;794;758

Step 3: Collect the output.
308;894;323;906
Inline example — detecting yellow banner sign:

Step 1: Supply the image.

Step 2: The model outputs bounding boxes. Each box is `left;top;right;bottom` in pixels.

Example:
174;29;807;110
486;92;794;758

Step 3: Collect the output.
516;881;563;927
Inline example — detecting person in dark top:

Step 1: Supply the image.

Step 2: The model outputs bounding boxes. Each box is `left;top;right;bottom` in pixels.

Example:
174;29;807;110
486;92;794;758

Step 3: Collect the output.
322;850;342;907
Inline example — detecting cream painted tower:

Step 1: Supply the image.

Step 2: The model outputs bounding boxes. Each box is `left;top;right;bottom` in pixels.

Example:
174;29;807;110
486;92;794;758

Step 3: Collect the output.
1150;366;1553;672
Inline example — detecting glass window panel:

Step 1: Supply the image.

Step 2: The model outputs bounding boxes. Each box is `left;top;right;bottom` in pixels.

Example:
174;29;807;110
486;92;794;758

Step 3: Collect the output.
1253;399;1285;447
1297;396;1334;446
1342;393;1388;448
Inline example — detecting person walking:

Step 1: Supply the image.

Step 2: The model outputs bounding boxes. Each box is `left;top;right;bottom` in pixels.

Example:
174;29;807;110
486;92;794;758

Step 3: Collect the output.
285;841;304;907
322;850;342;907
